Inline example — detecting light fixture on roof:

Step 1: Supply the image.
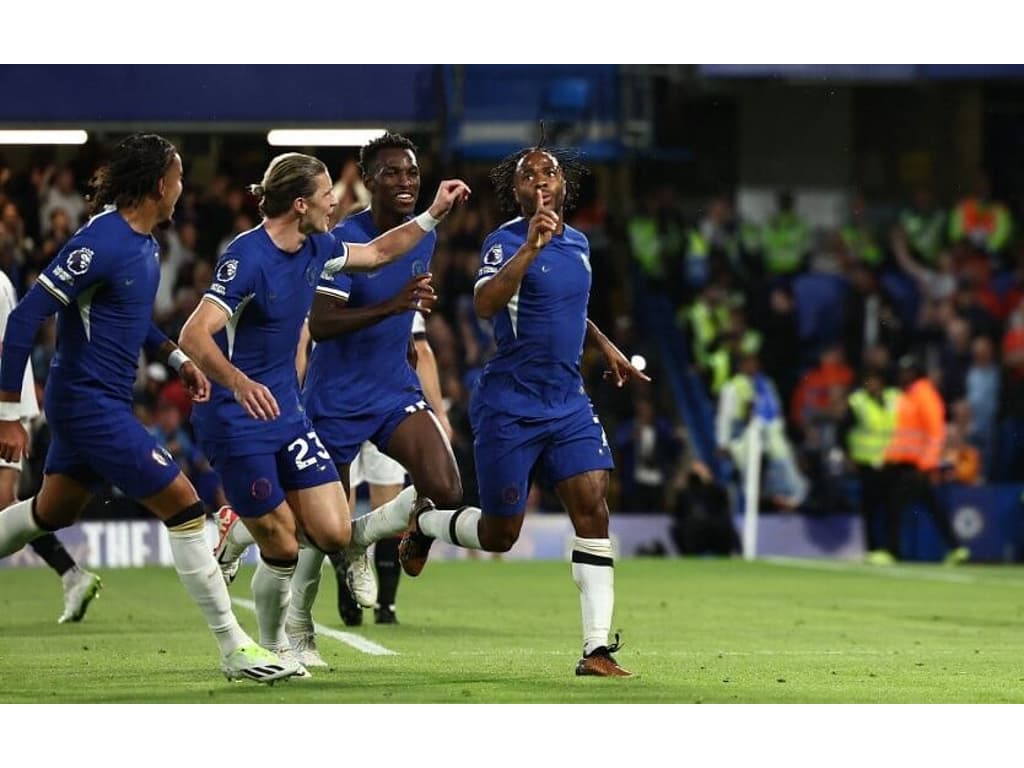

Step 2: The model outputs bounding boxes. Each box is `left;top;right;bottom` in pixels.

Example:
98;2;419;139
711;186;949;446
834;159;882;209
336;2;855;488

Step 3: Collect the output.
266;129;387;147
0;130;88;145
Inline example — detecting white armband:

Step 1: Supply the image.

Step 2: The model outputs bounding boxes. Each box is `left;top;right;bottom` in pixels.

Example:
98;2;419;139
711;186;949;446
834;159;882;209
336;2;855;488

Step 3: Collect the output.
168;349;191;373
414;211;442;232
0;400;21;421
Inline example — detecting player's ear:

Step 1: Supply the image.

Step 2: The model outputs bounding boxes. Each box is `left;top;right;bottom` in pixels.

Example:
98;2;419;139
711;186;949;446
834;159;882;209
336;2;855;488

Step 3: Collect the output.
294;197;307;216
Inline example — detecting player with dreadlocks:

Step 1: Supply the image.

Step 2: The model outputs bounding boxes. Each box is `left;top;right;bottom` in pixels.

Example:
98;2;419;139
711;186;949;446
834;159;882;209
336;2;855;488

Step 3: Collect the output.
398;140;649;677
0;134;302;683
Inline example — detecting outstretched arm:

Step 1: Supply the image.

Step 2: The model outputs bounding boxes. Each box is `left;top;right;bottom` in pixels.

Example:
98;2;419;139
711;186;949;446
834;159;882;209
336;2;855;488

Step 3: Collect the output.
586;318;651;388
338;180;470;273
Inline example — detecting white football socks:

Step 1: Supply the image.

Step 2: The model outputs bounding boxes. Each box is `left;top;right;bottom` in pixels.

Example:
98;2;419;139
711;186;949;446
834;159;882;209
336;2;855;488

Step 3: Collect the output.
571;536;615;656
167;523;251;656
285;546;325;633
252;556;296;650
418;505;483;549
350;485;416;550
0;497;44;558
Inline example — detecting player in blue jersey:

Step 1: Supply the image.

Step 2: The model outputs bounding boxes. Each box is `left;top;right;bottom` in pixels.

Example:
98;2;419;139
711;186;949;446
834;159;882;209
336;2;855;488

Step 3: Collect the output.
290;133;464;637
398;146;648;677
0;269;102;624
0;134;299;683
179;151;468;673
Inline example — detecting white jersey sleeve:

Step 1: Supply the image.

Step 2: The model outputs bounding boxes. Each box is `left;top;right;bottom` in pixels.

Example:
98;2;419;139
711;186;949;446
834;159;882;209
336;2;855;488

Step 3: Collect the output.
0;271;40;419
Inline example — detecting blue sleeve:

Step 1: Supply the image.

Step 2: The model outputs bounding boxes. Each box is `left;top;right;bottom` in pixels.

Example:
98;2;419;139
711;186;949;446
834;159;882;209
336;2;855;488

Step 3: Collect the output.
0;283;63;393
476;229;517;289
36;235;113;306
316;270;352;302
143;323;170;359
203;250;260;316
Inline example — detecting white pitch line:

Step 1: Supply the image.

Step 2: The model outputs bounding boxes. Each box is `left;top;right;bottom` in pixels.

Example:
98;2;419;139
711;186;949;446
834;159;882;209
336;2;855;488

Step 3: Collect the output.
232;597;398;656
763;557;979;584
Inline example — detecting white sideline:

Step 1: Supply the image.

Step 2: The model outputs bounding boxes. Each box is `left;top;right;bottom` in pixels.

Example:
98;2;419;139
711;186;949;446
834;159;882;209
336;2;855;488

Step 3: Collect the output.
232;597;398;656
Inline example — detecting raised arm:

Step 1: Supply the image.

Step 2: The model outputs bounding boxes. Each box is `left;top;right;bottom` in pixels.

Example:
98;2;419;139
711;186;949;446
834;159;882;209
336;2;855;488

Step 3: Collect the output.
178;299;280;421
339;180;470;273
474;190;559;319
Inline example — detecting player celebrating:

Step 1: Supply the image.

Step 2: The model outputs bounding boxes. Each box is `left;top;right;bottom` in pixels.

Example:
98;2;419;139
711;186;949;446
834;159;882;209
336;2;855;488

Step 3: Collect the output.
179;151;468;673
398;145;648;677
0;269;102;624
0;134;298;683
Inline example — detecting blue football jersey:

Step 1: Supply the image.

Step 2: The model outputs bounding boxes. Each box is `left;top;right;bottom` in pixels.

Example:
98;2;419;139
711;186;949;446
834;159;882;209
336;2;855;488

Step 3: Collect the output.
473;218;592;418
37;209;161;418
302;209;435;419
191;226;348;457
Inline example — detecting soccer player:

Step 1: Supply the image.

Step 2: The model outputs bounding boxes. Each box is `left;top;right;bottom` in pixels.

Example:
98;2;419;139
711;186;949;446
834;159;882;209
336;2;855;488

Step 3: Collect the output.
334;310;455;627
0;269;102;624
0;134;298;683
398;146;648;677
179;151;468;673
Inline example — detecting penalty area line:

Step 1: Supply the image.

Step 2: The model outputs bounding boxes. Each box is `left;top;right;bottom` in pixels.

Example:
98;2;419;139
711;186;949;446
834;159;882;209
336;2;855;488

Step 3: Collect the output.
232;597;398;656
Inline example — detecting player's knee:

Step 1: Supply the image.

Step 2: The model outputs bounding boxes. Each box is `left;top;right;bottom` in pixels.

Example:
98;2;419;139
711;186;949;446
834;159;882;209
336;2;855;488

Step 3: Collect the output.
307;520;352;554
480;526;519;553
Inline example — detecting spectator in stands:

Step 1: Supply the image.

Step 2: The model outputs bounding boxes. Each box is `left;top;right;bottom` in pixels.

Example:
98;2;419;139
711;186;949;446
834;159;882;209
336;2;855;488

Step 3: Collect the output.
758;190;811;277
899;186;946;266
790;344;854;438
966;335;999;476
36;165;86;236
840;191;882;269
716;350;808;510
949;170;1012;262
942;422;982;485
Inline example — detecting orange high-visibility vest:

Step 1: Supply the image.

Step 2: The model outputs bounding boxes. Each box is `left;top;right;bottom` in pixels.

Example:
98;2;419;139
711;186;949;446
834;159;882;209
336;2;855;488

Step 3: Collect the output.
884;378;946;470
880;378;942;468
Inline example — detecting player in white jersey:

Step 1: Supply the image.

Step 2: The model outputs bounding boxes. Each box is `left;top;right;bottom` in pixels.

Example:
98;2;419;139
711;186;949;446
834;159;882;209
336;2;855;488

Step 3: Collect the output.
0;270;102;623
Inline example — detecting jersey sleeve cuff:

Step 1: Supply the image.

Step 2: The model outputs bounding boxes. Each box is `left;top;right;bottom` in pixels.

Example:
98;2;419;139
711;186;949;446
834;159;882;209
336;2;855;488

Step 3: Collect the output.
37;274;70;305
315;285;350;301
201;293;234;317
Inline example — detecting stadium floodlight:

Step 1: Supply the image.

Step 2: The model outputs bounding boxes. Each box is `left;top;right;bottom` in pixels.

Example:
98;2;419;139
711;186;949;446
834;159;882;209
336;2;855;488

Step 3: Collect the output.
267;129;387;147
0;130;88;145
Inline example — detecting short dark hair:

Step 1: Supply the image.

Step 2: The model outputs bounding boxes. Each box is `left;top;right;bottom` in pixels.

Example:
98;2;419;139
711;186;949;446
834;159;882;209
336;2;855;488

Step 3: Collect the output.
489;142;588;216
89;134;177;213
359;132;418;178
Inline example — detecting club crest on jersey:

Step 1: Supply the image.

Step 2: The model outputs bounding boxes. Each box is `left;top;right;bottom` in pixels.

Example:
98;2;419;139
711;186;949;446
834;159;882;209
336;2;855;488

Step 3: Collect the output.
151;448;171;467
484;243;503;265
216;259;239;283
411;259;427;276
305;263;320;287
66;248;93;276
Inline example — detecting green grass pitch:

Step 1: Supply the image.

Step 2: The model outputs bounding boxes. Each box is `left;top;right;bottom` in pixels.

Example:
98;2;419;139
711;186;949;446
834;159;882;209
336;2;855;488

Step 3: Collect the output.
2;557;1024;703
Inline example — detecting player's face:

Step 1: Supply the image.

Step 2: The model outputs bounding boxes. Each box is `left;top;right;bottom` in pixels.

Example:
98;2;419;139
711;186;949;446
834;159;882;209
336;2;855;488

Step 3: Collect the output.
514;150;565;216
156;153;184;222
367;148;420;217
298;172;337;235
